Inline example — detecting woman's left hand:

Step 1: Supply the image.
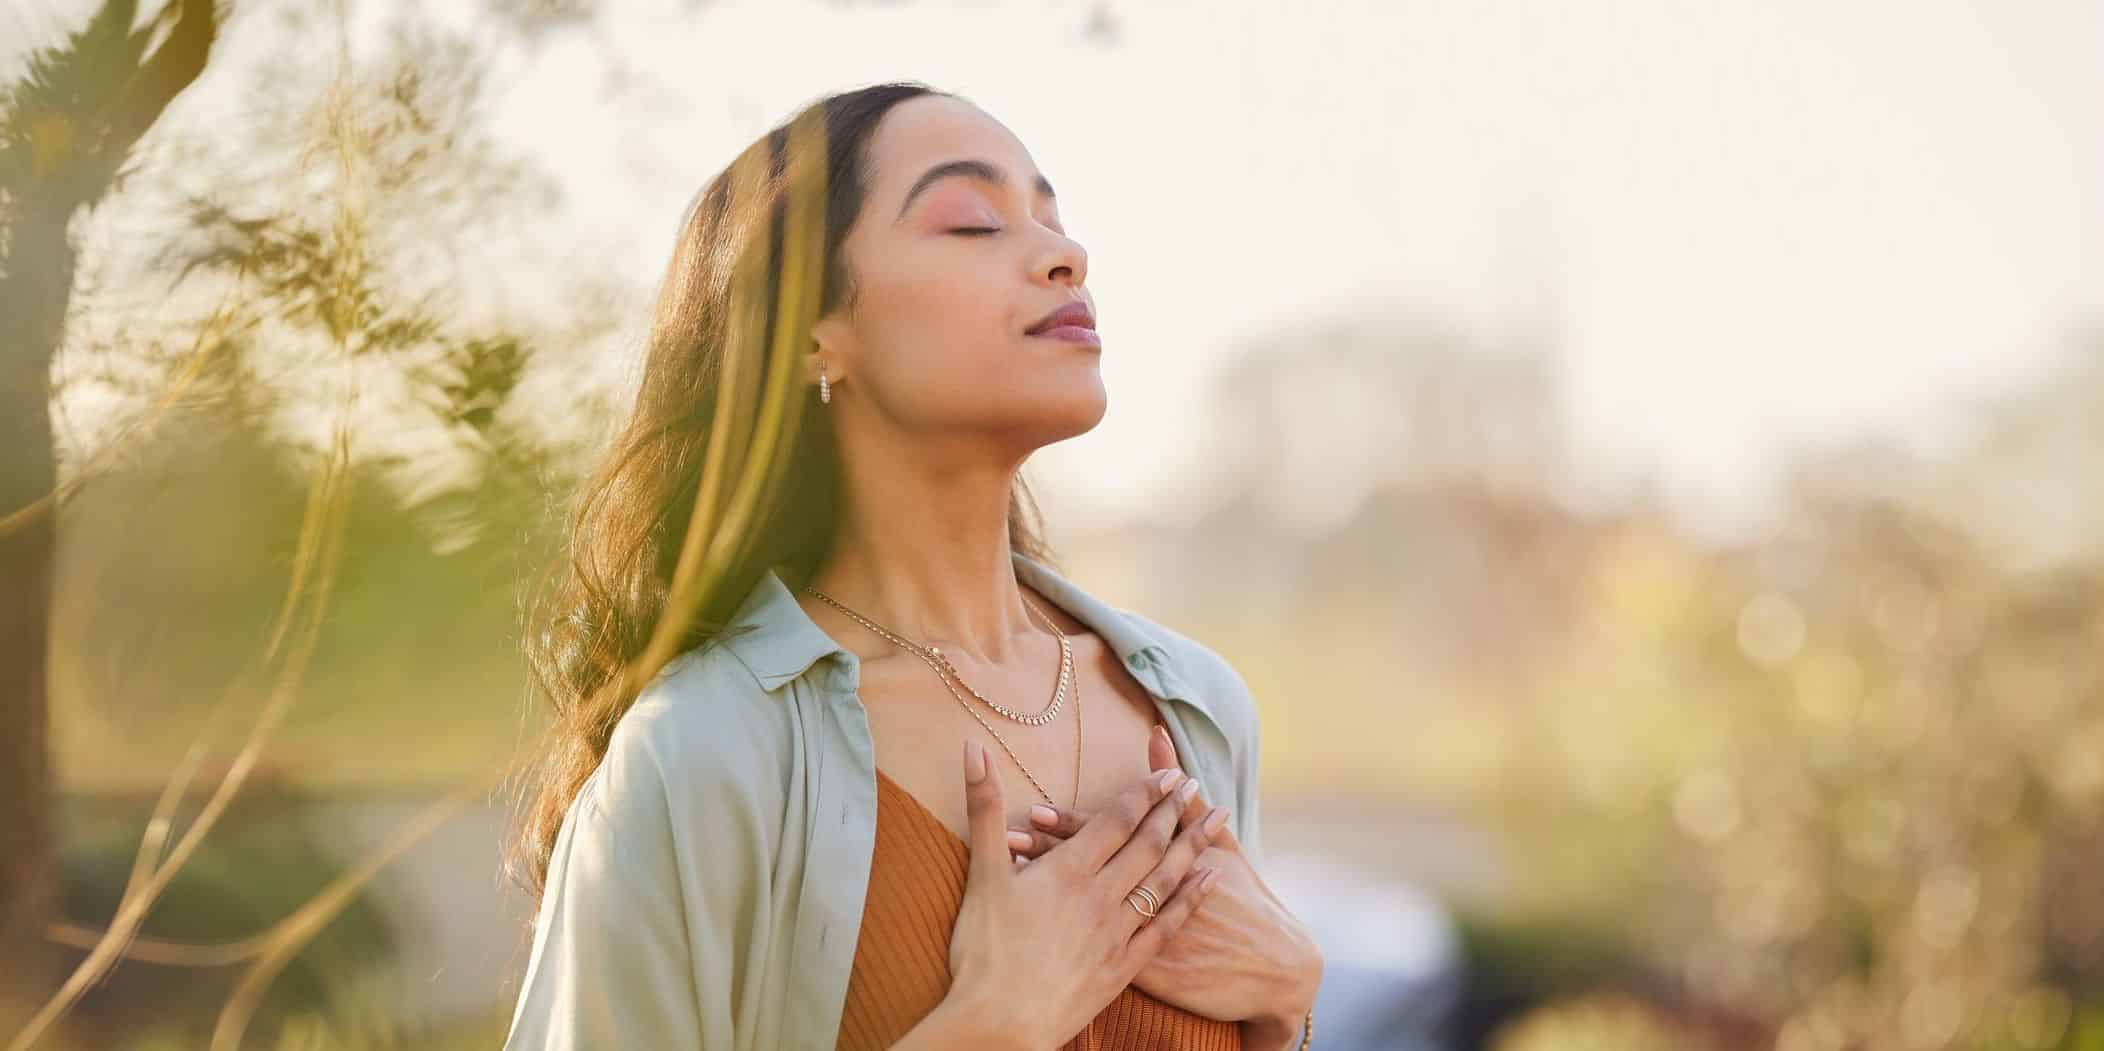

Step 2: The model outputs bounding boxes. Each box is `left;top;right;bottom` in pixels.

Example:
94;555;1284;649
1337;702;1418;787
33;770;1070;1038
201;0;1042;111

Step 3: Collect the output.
1006;726;1323;1049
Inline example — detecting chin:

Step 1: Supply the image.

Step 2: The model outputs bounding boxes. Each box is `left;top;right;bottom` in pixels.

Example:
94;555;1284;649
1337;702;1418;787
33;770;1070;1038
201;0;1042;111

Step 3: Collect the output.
1038;384;1109;441
993;373;1103;444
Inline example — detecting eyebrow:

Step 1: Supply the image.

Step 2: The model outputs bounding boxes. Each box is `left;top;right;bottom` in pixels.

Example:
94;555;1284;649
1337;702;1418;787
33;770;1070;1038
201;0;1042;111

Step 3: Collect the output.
894;159;1057;223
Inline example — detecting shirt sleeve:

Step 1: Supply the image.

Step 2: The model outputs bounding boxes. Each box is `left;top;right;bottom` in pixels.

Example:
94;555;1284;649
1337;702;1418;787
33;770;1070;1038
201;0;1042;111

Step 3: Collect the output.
502;714;750;1051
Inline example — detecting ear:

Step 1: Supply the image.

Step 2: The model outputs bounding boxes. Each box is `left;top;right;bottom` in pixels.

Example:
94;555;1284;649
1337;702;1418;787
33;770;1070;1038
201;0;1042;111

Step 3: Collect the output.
809;316;850;384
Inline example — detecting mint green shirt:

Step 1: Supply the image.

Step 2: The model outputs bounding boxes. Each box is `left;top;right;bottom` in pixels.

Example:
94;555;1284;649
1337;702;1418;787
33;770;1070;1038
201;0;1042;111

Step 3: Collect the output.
502;551;1265;1050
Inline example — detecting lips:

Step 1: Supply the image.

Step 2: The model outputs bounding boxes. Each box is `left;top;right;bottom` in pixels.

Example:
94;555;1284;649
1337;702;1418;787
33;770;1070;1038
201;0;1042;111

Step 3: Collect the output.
1026;301;1095;335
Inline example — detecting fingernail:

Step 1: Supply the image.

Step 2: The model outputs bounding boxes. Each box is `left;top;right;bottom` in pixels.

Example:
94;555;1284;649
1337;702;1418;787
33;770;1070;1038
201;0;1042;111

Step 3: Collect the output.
1029;804;1058;827
965;740;986;784
1156;769;1183;793
1007;830;1032;851
1202;806;1228;835
1202;868;1222;891
1176;777;1200;803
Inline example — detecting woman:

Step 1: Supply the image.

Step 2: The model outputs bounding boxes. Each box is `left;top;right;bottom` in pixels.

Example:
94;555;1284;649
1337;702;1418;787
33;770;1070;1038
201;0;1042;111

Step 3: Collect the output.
500;81;1323;1050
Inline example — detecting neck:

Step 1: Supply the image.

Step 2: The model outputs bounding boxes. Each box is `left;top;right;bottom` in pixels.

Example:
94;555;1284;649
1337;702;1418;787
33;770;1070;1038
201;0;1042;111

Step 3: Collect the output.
807;438;1039;666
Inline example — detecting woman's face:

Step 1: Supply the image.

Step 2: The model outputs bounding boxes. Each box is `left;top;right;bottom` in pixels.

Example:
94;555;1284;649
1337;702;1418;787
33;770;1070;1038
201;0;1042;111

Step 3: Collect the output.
812;95;1103;453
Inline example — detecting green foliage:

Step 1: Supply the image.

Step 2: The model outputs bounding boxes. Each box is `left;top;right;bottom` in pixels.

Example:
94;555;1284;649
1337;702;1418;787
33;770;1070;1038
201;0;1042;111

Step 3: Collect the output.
1423;481;2104;1045
54;776;396;1042
0;0;221;205
1;0;153;194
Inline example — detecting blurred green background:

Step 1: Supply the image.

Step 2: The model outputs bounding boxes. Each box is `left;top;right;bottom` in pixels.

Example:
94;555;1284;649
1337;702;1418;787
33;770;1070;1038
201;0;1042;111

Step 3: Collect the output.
5;0;2103;1048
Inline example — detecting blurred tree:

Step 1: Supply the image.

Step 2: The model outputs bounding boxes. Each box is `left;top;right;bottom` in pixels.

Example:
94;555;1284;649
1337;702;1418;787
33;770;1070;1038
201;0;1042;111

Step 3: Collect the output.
159;34;556;544
0;0;221;987
6;3;583;1040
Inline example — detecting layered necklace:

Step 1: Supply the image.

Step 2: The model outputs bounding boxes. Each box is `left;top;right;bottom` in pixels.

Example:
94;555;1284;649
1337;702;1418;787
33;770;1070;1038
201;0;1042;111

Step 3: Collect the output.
803;581;1080;809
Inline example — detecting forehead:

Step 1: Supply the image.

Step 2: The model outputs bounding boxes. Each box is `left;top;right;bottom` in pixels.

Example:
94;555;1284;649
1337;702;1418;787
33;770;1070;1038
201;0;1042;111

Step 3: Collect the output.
864;95;1035;199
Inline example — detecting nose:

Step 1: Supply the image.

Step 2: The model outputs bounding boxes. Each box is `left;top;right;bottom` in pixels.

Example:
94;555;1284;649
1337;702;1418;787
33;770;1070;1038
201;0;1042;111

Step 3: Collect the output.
1038;229;1087;286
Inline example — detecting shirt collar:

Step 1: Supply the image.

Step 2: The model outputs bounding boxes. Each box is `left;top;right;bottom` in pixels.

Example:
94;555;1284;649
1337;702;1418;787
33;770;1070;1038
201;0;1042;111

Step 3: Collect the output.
720;550;1183;701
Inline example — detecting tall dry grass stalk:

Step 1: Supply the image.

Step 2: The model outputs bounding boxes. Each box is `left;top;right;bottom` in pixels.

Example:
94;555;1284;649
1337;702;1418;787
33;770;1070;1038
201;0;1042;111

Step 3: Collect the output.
9;82;835;1051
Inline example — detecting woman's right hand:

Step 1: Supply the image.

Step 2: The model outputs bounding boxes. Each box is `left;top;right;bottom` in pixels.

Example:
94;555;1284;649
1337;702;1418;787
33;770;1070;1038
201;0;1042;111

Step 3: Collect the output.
940;738;1224;1050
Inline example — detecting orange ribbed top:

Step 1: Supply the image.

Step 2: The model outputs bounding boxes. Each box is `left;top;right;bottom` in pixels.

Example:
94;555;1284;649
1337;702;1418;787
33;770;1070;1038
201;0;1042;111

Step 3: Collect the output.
834;765;1242;1051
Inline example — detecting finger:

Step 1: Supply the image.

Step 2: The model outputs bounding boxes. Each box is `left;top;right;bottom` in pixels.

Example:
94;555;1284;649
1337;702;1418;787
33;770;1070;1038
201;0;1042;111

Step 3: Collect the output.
1173;779;1208;828
1121;865;1224;970
1101;769;1202;888
1070;767;1182;872
962;740;1011;887
1149;723;1178;775
1201;808;1242;853
1147;726;1211;830
1171;780;1242;853
1005;826;1066;859
1117;798;1222;940
1027;802;1087;838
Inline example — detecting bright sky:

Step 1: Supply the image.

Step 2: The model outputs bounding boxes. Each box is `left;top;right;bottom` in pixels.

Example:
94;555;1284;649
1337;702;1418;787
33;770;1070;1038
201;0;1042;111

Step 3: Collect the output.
11;0;2101;541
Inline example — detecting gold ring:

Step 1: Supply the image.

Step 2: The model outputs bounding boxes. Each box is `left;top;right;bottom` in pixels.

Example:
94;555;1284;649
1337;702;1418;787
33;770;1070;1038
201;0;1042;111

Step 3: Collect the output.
1127;885;1161;917
1124;892;1157;920
1133;885;1162;913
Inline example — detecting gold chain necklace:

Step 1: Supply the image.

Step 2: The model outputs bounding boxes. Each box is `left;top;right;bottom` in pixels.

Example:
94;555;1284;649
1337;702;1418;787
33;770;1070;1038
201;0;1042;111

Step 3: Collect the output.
806;586;1073;726
803;583;1081;809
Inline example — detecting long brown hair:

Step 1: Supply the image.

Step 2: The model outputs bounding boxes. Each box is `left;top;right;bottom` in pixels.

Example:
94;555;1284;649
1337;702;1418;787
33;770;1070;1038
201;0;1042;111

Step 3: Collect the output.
503;81;1058;903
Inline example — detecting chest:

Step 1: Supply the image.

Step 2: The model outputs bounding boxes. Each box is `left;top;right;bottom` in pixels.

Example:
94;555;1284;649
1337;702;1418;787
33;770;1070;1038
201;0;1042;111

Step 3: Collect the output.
853;629;1182;845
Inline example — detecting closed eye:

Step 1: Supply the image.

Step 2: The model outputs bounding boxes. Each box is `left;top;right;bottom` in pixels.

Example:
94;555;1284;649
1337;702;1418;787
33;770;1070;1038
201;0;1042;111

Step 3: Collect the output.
949;226;1001;236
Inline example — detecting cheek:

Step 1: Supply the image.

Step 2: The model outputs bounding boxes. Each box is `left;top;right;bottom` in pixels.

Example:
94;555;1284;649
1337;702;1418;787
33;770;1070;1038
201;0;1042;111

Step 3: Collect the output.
884;267;1015;364
849;301;1001;417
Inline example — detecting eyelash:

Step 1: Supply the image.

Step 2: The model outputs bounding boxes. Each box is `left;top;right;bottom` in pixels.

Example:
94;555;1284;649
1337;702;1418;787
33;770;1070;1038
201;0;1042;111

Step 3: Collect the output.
949;225;1069;241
